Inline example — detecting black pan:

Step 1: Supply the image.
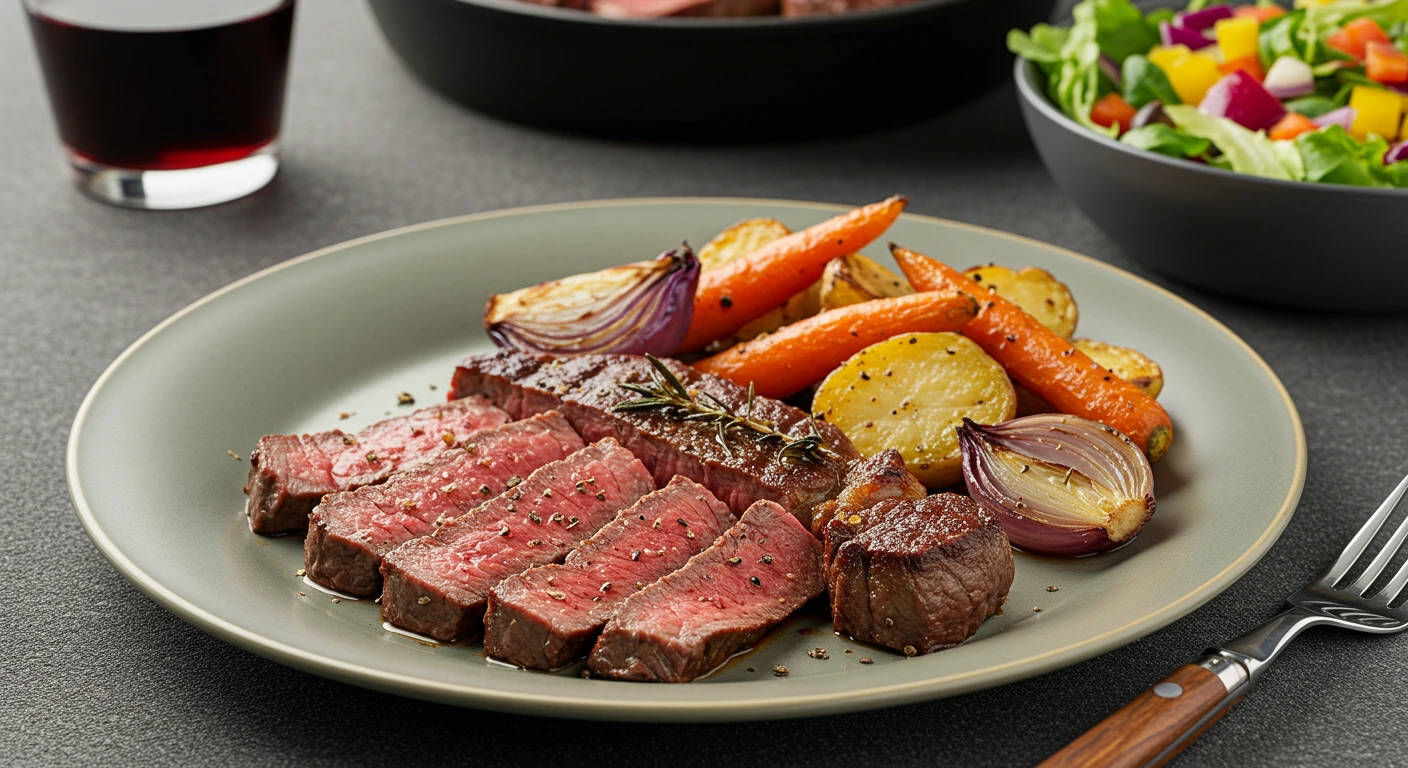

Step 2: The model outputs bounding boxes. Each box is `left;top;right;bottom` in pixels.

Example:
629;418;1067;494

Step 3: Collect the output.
366;0;1057;140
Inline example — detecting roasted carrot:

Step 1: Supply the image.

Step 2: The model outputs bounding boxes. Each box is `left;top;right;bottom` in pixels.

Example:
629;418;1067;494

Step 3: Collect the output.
692;290;978;399
890;245;1173;462
677;196;908;353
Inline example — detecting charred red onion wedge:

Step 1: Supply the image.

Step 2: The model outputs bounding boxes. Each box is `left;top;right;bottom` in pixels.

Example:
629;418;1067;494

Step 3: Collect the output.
958;414;1155;557
485;246;699;356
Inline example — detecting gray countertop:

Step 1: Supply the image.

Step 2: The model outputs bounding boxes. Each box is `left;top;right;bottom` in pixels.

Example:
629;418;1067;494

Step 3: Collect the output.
4;0;1407;765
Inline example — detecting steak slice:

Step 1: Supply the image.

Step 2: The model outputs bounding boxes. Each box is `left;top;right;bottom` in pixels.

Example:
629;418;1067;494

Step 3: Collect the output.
824;493;1014;655
380;439;655;641
449;351;924;534
588;500;823;683
594;0;779;18
303;411;583;597
780;0;916;15
484;476;735;669
245;396;510;535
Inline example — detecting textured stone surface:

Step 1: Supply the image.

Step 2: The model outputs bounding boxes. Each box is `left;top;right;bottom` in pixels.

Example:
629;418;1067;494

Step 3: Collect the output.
3;0;1406;765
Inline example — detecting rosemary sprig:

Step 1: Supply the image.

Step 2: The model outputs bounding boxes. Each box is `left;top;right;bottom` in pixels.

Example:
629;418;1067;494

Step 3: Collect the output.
611;355;835;464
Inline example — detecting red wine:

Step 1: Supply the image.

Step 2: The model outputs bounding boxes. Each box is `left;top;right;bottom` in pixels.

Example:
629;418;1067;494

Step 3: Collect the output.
27;0;294;171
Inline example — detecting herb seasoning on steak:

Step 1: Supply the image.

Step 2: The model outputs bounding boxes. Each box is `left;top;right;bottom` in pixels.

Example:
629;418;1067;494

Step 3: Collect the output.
245;396;510;535
588;500;823;683
824;493;1014;655
484;476;735;669
448;351;924;534
380;439;655;641
303;411;584;597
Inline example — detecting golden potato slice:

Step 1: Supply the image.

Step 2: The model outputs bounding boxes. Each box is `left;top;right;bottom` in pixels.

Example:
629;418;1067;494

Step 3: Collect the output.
813;332;1016;489
697;217;793;272
963;264;1078;339
819;253;914;311
1074;339;1165;399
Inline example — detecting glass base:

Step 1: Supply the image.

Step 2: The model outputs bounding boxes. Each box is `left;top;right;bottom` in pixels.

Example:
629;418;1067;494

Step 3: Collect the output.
66;142;279;210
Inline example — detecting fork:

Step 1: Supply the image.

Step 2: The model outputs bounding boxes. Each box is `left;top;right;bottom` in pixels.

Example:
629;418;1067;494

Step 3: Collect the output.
1042;473;1408;768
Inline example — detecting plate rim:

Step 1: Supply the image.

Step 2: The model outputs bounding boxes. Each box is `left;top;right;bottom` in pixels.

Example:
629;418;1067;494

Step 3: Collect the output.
66;197;1307;720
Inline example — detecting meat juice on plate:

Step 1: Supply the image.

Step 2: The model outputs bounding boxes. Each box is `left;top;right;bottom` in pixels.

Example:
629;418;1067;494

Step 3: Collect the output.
25;0;294;207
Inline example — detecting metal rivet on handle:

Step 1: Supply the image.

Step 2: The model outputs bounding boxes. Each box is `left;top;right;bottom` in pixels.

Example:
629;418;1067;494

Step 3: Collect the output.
1153;683;1184;699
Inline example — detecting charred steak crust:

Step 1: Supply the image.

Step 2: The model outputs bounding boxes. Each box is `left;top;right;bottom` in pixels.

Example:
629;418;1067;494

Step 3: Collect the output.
449;351;921;534
824;493;1014;655
245;396;510;535
303;412;584;597
484;476;735;670
380;439;655;642
588;500;824;683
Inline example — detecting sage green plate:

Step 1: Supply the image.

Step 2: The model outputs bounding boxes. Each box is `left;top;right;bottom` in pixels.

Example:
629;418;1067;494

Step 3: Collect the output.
67;199;1305;722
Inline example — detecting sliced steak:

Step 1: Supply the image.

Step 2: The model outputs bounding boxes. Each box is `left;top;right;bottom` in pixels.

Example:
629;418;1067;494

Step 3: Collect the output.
594;0;779;18
245;396;510;535
781;0;916;15
303;411;583;597
380;439;655;641
588;500;823;683
449;351;924;534
824;493;1013;655
484;476;735;669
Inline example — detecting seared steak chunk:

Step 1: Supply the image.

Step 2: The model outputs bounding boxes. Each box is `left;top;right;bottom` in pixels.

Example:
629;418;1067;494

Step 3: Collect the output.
380;440;654;641
824;493;1013;654
588;500;823;683
484;476;734;669
303;412;583;597
449;351;921;534
246;397;509;535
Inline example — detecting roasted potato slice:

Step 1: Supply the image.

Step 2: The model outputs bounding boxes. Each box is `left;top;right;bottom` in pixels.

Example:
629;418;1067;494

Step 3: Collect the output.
818;253;913;311
1073;339;1164;399
813;332;1016;489
963;265;1078;339
697;217;793;272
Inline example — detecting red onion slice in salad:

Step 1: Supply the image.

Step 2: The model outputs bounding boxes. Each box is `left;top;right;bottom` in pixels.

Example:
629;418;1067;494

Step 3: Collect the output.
1159;20;1214;50
1312;106;1357;131
958;414;1155;557
485;245;700;356
1263;56;1315;100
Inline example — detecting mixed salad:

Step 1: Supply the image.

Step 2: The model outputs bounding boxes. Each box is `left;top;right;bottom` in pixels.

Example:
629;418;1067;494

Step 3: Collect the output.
1011;0;1408;187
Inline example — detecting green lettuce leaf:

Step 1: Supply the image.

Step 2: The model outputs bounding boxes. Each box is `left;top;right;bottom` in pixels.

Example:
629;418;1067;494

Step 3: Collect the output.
1122;54;1181;108
1120;124;1213;157
1284;95;1339;116
1295;124;1408;187
1007;25;1070;64
1164;105;1306;180
1081;0;1160;63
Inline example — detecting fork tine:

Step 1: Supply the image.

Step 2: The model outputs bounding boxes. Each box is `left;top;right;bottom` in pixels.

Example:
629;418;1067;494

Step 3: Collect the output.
1349;508;1408;594
1324;472;1408;585
1381;557;1408;605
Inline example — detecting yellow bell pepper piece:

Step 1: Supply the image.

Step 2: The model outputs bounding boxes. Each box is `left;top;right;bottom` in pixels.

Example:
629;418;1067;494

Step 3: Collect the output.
1166;53;1224;105
1349;85;1403;140
1215;17;1261;63
1147;45;1192;71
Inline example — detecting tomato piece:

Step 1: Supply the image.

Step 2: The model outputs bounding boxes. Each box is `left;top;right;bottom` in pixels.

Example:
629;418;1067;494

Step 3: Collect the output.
1218;55;1265;81
1233;4;1286;22
1366;41;1408;84
1328;18;1391;60
1090;93;1138;134
1268;112;1318;141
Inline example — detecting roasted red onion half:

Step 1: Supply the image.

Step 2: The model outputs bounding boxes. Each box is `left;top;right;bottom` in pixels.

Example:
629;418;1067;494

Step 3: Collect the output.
485;245;699;356
959;414;1155;557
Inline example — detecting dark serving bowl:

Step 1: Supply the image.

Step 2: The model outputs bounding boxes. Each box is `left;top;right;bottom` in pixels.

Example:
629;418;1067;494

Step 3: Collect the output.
367;0;1056;141
1016;57;1408;312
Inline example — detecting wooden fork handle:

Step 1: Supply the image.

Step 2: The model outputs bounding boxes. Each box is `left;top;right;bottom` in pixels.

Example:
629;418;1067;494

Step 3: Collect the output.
1040;658;1248;768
